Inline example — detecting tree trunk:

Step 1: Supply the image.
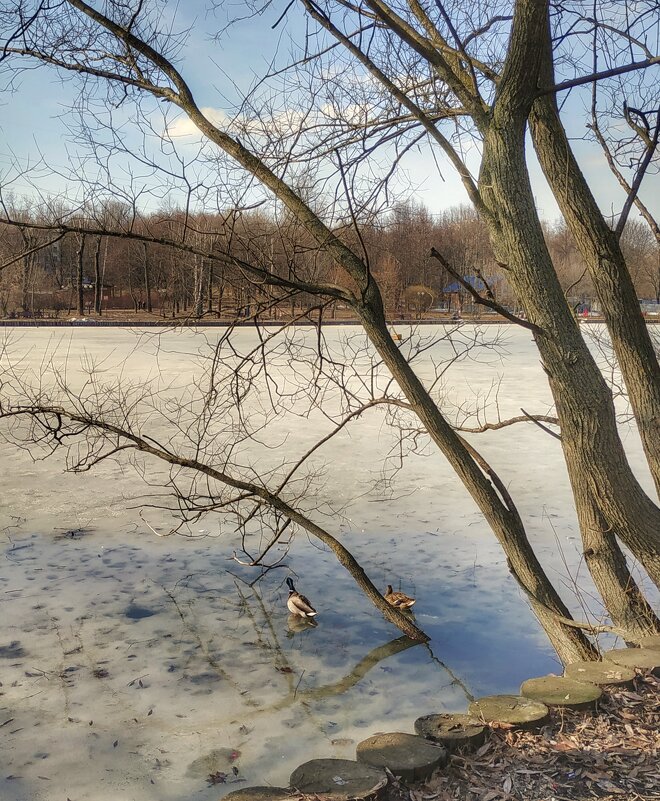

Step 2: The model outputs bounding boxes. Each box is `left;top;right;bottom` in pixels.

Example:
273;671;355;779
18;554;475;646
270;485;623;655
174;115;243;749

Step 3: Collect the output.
143;242;153;313
579;498;659;637
128;267;138;313
193;255;204;318
529;37;660;499
21;253;33;313
76;234;85;316
94;236;102;315
357;290;597;664
477;1;660;608
207;263;214;314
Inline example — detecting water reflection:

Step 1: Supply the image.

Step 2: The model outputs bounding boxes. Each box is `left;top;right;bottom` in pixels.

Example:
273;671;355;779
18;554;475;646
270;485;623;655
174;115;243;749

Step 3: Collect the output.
0;511;573;800
294;635;419;700
287;613;318;633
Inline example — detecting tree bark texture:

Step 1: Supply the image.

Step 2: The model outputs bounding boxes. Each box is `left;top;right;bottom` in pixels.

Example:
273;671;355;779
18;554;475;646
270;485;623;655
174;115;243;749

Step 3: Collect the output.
358;288;598;663
579;498;659;637
477;0;660;609
529;33;660;499
76;234;85;316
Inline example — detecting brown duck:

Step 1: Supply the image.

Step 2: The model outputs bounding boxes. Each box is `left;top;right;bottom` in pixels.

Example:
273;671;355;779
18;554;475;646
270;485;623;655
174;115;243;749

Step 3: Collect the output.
384;584;416;609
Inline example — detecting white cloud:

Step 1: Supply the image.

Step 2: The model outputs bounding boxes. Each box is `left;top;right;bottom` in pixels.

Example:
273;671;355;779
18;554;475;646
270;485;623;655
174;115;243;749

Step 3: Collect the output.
166;107;229;138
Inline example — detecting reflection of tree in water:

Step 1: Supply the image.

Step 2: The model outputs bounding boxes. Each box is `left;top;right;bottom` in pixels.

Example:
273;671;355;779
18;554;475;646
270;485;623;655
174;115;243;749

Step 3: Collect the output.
234;583;474;716
159;581;261;707
165;559;576;728
288;635;420;702
160;570;475;738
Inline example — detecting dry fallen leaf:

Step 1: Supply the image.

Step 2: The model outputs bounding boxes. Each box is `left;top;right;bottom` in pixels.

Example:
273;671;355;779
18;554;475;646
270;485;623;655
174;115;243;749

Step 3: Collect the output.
412;675;659;801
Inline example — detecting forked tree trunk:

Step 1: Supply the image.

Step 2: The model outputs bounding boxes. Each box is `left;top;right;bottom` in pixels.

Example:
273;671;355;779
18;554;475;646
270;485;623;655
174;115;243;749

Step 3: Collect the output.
477;0;660;624
529;32;660;499
579;498;659;636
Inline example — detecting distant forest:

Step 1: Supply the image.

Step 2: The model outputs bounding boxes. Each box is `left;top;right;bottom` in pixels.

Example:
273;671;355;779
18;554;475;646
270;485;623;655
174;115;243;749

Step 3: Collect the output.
2;202;658;320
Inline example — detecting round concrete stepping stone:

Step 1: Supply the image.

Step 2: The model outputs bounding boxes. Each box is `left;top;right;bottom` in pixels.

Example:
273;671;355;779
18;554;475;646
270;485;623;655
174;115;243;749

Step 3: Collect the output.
414;713;487;751
603;646;660;676
564;661;636;689
290;758;386;800
356;732;447;782
223;788;290;801
469;694;549;729
520;675;601;709
637;635;660;648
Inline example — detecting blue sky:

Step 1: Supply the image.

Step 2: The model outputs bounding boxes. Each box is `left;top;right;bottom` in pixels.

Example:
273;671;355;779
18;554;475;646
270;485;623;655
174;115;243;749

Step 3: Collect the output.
0;1;657;225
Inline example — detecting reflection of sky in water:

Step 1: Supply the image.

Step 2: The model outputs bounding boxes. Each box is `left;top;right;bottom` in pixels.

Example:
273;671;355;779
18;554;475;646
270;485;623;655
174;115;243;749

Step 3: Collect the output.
0;525;562;801
1;326;653;801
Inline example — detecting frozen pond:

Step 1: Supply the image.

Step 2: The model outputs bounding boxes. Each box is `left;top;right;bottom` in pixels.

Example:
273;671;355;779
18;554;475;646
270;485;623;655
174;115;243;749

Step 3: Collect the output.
0;325;654;801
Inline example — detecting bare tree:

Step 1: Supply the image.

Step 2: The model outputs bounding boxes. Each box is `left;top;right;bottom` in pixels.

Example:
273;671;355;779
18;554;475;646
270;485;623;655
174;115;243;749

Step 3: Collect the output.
1;0;659;653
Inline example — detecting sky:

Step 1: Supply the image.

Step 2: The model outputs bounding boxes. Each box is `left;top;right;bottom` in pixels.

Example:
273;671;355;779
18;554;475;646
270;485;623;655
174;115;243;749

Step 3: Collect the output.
0;0;658;226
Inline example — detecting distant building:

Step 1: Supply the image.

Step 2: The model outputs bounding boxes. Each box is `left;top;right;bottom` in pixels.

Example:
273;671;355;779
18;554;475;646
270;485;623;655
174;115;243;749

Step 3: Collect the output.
443;275;502;313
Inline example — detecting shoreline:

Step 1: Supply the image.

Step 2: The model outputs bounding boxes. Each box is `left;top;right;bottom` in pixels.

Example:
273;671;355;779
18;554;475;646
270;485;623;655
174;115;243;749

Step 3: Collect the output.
0;317;644;329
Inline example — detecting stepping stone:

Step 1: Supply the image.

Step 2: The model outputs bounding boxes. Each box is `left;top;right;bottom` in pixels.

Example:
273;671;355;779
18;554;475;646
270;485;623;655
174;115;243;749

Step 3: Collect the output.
414;713;487;751
564;661;636;689
223;788;291;801
637;635;660;648
469;695;549;729
356;732;447;782
290;758;386;800
603;646;660;676
520;675;601;709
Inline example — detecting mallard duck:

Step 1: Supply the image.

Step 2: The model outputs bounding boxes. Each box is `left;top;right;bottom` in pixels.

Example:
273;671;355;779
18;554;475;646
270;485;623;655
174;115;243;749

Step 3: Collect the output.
384;584;416;609
286;577;318;618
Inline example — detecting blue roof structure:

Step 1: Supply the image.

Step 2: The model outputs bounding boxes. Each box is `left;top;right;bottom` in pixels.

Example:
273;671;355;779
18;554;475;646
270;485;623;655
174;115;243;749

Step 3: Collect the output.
443;275;500;293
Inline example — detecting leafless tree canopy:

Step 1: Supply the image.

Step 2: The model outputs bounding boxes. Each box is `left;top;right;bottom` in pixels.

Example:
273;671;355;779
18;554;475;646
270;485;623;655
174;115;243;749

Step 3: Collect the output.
0;1;659;654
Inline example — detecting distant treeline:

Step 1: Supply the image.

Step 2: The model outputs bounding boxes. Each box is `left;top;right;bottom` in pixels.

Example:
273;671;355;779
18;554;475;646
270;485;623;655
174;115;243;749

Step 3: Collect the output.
2;202;658;320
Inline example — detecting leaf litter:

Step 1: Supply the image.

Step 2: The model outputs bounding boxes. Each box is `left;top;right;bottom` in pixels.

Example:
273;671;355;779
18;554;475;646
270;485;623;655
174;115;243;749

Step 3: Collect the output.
410;675;659;801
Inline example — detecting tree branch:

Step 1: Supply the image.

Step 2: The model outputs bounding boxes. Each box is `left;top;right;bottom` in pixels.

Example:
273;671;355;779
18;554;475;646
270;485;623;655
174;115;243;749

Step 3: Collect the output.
0;402;429;641
520;407;561;440
542;57;660;96
302;0;491;222
457;412;560;435
615;105;660;240
430;247;544;336
0;231;66;274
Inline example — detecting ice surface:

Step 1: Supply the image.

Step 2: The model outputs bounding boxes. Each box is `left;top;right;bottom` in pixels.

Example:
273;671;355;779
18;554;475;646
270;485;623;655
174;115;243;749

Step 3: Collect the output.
0;325;656;800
